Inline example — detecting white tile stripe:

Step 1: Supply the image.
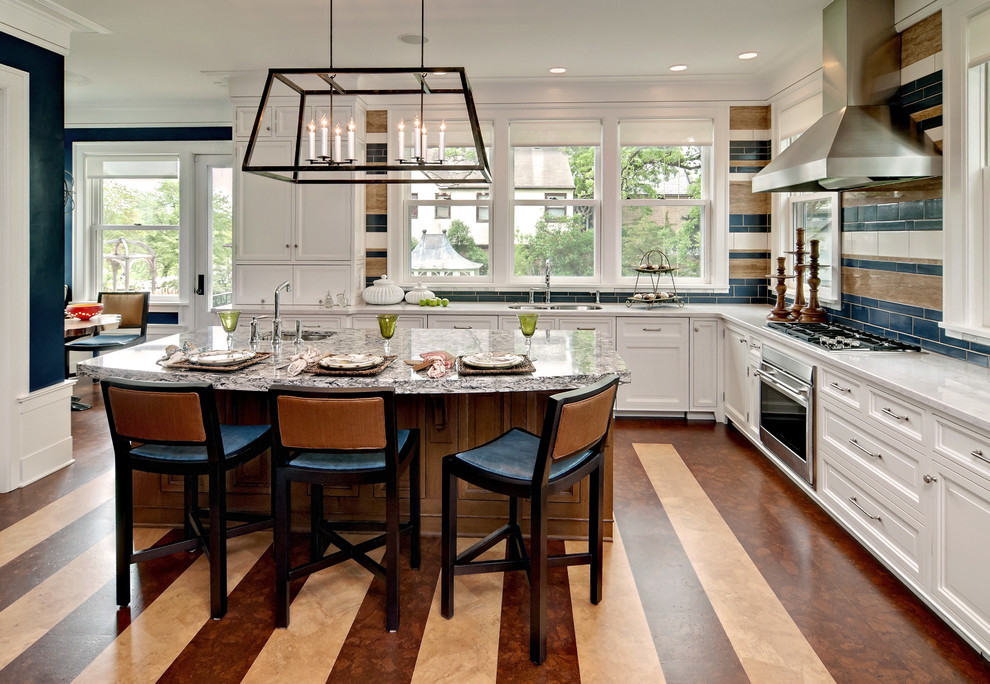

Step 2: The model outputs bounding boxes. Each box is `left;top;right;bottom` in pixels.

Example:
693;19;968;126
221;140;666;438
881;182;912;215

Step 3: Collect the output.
0;470;115;569
566;525;666;683
634;443;836;684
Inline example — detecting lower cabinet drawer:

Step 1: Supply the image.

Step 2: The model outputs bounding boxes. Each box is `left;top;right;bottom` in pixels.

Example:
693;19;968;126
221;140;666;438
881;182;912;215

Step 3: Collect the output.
934;415;990;480
868;386;926;447
820;454;926;585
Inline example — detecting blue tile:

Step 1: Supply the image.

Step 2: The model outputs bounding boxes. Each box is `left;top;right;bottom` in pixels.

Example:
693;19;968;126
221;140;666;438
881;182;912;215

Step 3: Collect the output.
732;285;761;297
843;206;858;222
897;333;921;346
923;339;969;360
917;263;943;276
879;300;925;317
862;324;884;336
917;71;943;89
924;198;942;219
851;304;869;322
900;88;926;106
913;317;940;341
876;203;899;221
714;297;752;304
967;352;990;367
869;309;890;328
895;262;918;273
744;214;769;227
729;214;746;227
843;294;861;305
924;309;943;321
939;329;971;349
912;220;942;231
860;205;877;222
888;313;913;334
366;214;388;226
970;340;990;355
899;200;925;220
859;297;879;308
919;116;943;131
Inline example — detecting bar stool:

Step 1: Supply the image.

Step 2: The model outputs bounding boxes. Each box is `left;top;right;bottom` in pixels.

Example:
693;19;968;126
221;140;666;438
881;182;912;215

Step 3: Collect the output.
101;377;272;620
441;374;620;664
268;385;420;632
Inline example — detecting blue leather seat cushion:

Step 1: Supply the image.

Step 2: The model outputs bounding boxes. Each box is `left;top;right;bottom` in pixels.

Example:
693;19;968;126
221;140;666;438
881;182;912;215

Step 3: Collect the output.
67;333;142;349
452;428;589;482
288;429;412;471
131;424;270;462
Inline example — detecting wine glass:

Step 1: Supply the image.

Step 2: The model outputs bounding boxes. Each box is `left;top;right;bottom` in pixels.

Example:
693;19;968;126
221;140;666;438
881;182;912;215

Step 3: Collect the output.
518;313;539;360
217;310;241;351
377;314;398;356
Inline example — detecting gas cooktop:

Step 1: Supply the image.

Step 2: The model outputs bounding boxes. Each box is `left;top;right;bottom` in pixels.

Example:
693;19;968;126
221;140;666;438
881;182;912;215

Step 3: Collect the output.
766;321;922;352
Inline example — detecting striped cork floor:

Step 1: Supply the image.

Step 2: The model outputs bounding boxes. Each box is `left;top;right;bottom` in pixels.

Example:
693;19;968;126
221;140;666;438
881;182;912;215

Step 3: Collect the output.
1;383;989;683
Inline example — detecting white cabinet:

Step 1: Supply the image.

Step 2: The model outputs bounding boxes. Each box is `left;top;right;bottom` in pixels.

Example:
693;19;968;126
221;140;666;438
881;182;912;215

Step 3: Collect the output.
234;264;348;307
292;265;351;307
235;105;271;138
295;185;352;261
723;323;760;436
557;316;615;341
350;314;427;330
429;315;499;330
689;319;719;415
235;141;293;261
615;317;688;413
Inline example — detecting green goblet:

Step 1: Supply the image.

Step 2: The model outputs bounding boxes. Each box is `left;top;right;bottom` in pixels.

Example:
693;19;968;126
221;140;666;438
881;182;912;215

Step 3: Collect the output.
377;314;398;356
217;310;241;350
518;313;539;360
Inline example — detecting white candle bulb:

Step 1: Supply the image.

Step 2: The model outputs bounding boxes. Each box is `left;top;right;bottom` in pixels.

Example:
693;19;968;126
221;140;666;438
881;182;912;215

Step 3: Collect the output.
334;124;342;161
320;116;328;157
308;121;316;160
397;119;405;159
421;124;428;162
414;117;421;159
347;119;355;160
439;120;446;161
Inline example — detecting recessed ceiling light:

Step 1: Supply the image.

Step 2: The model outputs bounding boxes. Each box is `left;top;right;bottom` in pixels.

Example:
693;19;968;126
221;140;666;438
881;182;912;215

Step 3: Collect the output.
669;64;688;72
398;33;428;45
738;51;759;60
548;67;567;74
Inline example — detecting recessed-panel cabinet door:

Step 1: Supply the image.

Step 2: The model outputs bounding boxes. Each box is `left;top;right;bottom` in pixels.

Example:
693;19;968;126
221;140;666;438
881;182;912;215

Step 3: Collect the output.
295;184;352;260
235;141;292;261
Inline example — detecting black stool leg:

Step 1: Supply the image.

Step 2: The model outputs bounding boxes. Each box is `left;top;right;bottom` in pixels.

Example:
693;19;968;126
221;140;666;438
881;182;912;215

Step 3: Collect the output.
274;472;291;628
310;484;324;562
184;475;197;540
115;463;133;607
590;464;604;605
209;463;228;620
508;496;522;561
529;491;549;665
385;476;400;632
441;459;456;619
409;447;421;569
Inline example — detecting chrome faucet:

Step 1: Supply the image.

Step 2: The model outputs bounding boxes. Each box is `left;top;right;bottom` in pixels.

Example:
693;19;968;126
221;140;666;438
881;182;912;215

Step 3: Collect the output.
544;258;551;304
272;281;291;351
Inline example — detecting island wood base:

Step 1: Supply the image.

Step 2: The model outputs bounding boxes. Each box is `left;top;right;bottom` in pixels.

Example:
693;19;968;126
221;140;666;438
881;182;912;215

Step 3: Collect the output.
131;390;613;540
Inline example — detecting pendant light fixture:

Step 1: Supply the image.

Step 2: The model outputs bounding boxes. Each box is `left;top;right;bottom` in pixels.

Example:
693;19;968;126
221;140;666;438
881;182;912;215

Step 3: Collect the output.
241;0;491;185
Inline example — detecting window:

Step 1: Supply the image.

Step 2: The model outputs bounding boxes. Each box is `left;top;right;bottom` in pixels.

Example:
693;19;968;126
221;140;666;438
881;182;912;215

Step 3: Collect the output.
435;194;451;220
619;119;712;280
788;193;840;303
511;121;601;280
476;192;490;222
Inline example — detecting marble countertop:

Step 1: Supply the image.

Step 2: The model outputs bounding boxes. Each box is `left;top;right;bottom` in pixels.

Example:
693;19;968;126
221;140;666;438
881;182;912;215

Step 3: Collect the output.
76;326;630;395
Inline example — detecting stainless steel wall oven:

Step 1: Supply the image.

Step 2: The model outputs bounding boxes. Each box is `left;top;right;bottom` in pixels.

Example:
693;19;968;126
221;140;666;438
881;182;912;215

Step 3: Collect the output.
757;346;816;487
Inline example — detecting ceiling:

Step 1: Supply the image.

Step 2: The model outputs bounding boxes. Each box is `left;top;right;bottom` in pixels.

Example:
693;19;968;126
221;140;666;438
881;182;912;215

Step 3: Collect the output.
58;0;832;121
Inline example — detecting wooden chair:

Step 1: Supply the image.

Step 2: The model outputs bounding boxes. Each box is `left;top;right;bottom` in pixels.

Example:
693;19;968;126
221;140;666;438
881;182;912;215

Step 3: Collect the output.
268;385;421;632
65;291;150;377
101;377;272;619
441;374;620;664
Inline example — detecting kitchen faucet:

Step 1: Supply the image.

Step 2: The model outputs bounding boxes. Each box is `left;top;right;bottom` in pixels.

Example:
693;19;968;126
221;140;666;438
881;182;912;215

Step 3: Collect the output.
272;281;291;351
544;258;551;304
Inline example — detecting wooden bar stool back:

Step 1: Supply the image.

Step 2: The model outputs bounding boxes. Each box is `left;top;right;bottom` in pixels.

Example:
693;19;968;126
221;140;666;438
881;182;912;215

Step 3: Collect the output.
268;385;421;632
441;374;620;664
101;377;272;619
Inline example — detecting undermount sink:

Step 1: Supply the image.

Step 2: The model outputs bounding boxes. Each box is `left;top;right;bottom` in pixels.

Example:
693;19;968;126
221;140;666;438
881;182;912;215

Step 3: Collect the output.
549;304;604;311
507;303;551;310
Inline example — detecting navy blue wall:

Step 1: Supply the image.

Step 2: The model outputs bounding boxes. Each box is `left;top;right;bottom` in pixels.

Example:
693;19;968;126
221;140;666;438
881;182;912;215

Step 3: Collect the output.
1;32;65;392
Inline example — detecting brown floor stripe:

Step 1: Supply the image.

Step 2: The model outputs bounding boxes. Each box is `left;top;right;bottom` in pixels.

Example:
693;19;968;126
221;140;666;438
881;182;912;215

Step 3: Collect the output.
495;540;580;683
326;537;442;684
0;499;113;612
0;528;188;684
610;424;749;684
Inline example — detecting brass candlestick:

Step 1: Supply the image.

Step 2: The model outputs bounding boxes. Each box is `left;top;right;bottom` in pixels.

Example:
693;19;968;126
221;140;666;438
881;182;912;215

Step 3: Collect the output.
799;239;829;323
787;228;807;318
767;256;797;321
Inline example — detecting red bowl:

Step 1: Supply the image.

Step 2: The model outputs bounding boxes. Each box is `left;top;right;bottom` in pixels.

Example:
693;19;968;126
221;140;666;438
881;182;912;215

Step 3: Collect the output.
66;302;104;320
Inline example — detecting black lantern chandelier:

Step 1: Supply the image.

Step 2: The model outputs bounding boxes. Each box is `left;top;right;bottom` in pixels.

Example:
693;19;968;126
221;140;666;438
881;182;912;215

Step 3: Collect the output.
241;0;491;185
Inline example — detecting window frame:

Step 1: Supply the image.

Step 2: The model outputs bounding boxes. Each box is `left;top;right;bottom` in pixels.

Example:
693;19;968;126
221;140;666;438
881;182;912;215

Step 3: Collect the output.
785;192;841;305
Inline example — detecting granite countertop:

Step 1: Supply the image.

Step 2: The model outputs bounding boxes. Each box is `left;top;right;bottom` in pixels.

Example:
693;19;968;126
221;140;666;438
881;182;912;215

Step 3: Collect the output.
76;327;630;395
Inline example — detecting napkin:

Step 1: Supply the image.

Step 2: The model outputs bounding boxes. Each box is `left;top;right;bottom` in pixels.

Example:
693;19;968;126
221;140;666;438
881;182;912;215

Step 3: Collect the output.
427;358;447;379
284;346;324;376
285;359;309;376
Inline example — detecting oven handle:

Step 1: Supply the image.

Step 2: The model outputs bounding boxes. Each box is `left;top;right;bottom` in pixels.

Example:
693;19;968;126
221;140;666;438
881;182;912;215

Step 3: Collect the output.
755;369;810;405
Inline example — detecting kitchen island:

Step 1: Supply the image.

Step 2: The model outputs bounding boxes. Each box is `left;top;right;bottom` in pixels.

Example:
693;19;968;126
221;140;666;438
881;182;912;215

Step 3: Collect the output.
78;326;630;538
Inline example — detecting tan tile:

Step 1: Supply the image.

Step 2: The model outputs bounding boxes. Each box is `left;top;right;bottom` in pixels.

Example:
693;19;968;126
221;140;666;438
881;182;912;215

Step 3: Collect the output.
729;107;770;131
411;541;505;684
841;267;942;309
365;257;387;277
0;470;114;568
841;178;942;206
911;104;942;123
73;531;272;684
366;110;388;134
730;258;770;279
565;527;665;683
730;181;770;214
633;443;835;684
365;184;387;214
902;11;942;68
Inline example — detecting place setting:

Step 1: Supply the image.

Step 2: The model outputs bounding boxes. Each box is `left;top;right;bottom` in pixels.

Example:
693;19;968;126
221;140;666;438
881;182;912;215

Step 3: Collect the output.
158;312;272;371
455;314;539;376
293;314;399;376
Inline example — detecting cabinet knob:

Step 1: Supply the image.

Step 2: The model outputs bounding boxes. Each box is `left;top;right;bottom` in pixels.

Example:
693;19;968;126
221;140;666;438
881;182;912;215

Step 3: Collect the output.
923;474;938;484
294;244;298;248
694;327;700;332
260;298;266;304
285;243;290;249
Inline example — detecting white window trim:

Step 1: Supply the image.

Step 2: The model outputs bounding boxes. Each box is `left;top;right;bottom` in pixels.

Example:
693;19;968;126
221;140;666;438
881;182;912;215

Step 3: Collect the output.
785;192;842;306
71;140;230;310
386;104;729;292
943;0;990;345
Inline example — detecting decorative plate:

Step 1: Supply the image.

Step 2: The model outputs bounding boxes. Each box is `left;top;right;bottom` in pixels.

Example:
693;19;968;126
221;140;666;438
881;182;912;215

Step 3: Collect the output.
319;353;385;370
461;352;524;369
186;350;256;366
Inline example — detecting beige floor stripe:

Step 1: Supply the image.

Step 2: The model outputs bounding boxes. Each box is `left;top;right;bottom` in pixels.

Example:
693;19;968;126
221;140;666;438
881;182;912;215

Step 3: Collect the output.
411;540;505;684
634;443;835;684
0;470;115;568
242;549;384;684
565;524;666;683
72;530;272;684
0;527;168;671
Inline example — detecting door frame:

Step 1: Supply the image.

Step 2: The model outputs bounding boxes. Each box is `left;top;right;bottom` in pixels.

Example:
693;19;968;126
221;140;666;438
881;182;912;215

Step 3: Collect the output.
193;153;233;330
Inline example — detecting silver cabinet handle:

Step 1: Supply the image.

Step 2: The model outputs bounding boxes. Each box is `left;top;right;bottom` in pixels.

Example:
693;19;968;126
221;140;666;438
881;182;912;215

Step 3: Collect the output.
738;337;746;344
577;327;596;331
923;474;938;484
972;449;990;465
881;407;908;421
849;496;881;522
453;325;473;329
829;381;851;393
642;327;663;332
750;342;761;349
848;438;881;459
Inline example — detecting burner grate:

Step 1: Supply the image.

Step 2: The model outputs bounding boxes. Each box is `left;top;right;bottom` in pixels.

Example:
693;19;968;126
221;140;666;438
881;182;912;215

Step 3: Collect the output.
766;321;920;352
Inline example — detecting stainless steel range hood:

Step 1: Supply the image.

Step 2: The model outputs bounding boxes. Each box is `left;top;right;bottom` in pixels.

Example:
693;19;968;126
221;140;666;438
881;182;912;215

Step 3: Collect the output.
752;0;942;193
